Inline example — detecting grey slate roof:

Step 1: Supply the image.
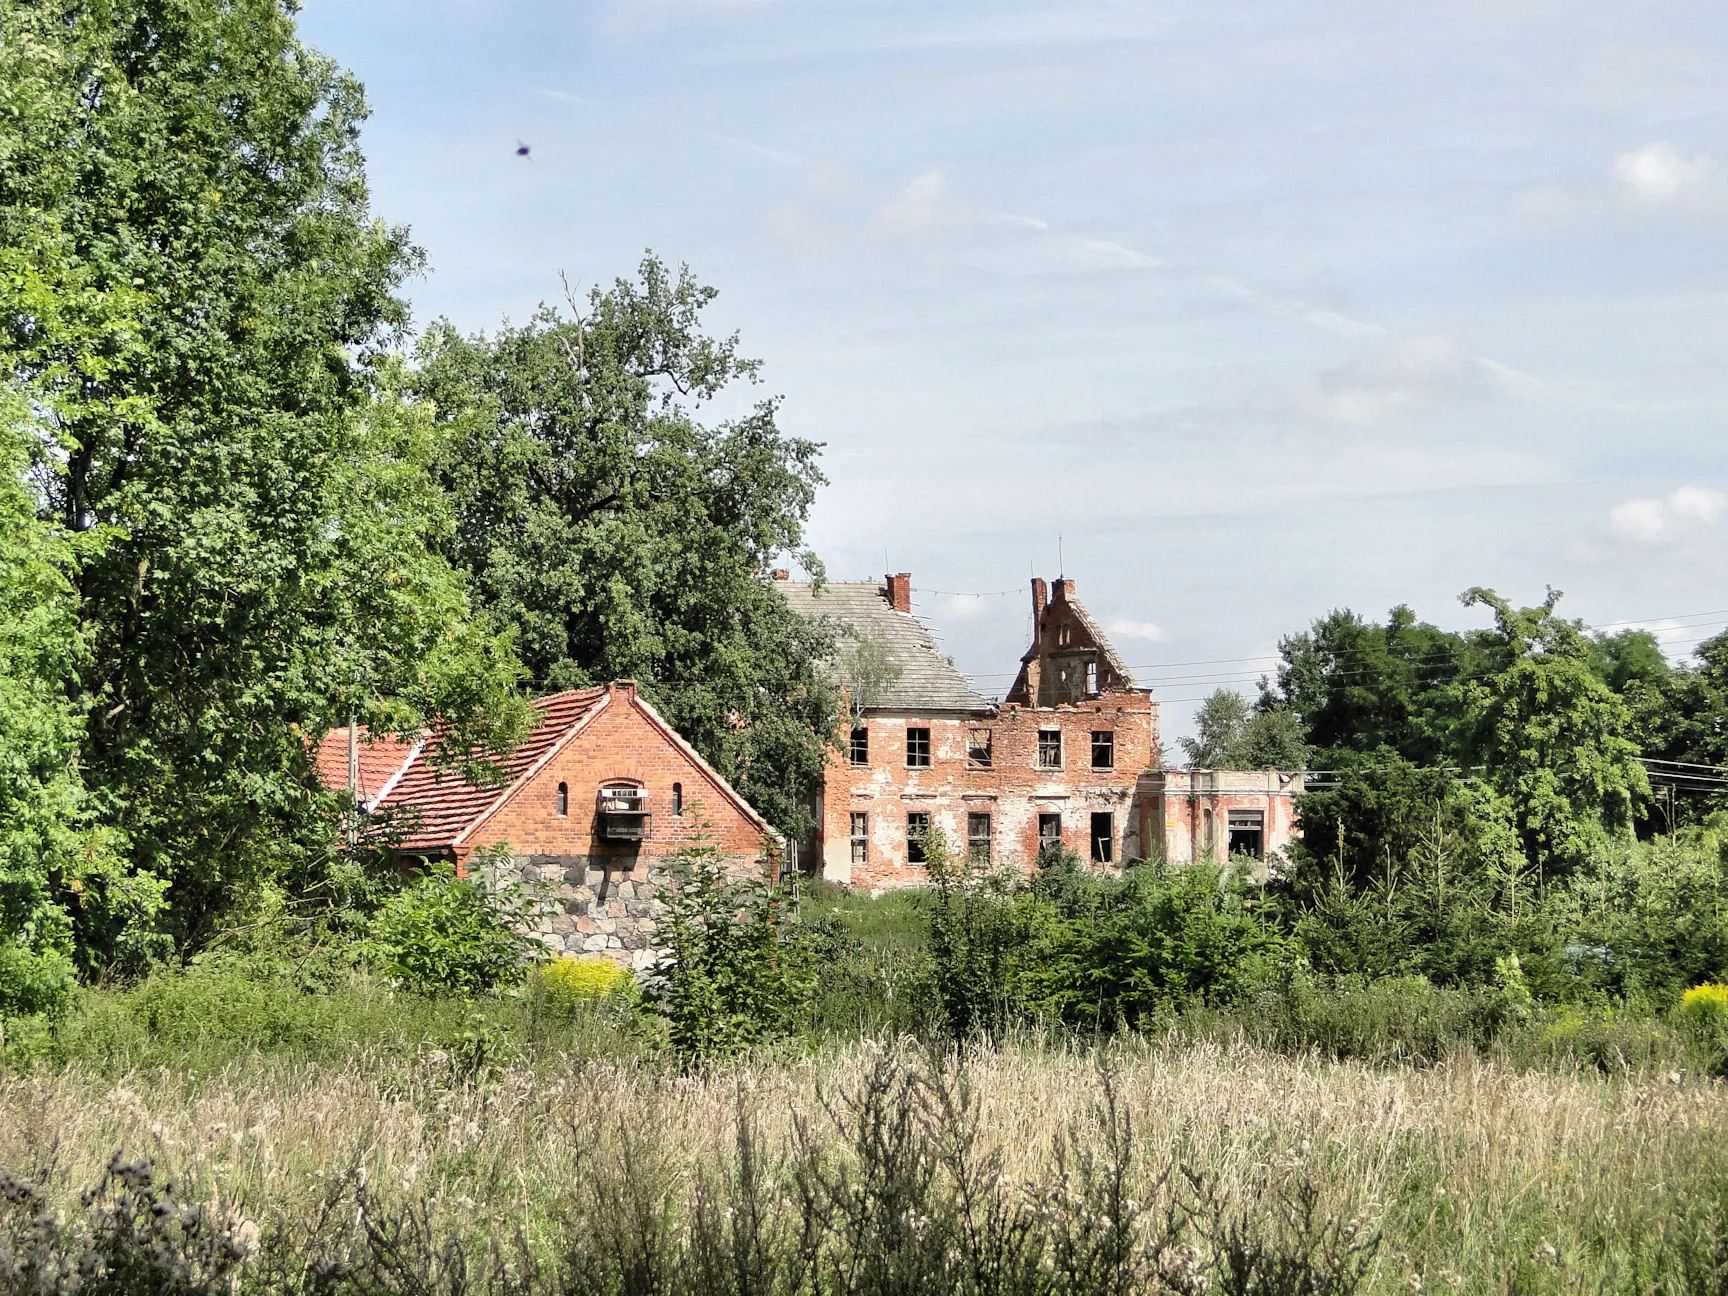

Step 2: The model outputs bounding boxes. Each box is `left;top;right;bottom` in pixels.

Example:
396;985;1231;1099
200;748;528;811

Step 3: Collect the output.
776;580;996;713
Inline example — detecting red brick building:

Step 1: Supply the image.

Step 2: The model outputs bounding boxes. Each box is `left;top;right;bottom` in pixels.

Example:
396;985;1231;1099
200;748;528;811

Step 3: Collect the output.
315;680;777;966
776;573;1298;887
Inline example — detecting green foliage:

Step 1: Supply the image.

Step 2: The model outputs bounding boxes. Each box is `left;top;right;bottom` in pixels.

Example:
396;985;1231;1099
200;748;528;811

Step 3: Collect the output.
1180;688;1307;770
1271;604;1478;765
0;390;89;1020
0;0;528;975
924;829;1045;1038
412;257;840;839
648;837;817;1063
1459;588;1648;878
1679;983;1728;1041
1023;859;1294;1030
369;860;540;997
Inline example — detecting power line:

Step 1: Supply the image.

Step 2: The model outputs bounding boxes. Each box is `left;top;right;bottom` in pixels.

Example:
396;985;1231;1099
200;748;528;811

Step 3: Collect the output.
965;615;1728;683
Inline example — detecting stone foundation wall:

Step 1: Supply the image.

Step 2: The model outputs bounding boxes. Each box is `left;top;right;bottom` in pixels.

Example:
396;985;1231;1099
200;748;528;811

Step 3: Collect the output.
494;852;757;971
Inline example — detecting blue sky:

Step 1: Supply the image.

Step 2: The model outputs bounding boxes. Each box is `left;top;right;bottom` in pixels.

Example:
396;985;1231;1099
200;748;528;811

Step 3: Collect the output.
300;0;1728;741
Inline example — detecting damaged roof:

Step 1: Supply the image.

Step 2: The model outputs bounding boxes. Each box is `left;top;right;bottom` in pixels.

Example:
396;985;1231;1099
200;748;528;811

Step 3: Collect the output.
776;580;995;713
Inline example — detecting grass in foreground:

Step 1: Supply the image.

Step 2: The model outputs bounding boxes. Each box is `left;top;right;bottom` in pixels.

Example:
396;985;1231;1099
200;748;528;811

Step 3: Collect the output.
4;1035;1728;1293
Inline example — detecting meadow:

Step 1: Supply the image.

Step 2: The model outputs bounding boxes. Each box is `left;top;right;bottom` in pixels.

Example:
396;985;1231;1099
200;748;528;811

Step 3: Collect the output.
4;1028;1728;1294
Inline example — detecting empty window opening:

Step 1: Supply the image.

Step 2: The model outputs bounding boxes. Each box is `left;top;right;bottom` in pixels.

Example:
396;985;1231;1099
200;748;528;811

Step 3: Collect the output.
1085;661;1099;695
967;728;994;768
1037;812;1063;861
967;812;992;863
556;781;569;816
672;782;683;816
1228;810;1265;860
906;727;931;768
850;811;869;865
1037;729;1062;769
1091;730;1115;770
1057;624;1073;646
850;727;869;766
1091;812;1115;864
907;812;931;864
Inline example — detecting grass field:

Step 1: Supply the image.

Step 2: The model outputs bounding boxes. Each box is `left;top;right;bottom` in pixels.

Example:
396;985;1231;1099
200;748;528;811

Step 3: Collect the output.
4;1032;1727;1293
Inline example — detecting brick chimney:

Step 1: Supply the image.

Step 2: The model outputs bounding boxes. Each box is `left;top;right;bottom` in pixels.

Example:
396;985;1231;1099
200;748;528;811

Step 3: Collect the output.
1031;577;1048;626
885;572;912;613
1053;578;1076;604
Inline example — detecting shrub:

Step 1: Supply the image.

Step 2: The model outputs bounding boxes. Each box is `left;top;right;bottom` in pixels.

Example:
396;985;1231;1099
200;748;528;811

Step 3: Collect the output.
647;839;818;1064
539;955;633;1009
370;861;540;996
1680;983;1728;1040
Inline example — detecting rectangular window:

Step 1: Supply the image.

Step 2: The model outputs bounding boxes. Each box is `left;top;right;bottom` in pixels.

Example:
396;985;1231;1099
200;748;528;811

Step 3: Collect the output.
967;728;993;768
906;726;931;768
907;812;931;864
1037;729;1062;769
1037;812;1062;861
1091;812;1114;864
850;726;869;766
967;812;992;863
1091;730;1115;770
850;811;868;865
1085;661;1099;695
1228;810;1265;860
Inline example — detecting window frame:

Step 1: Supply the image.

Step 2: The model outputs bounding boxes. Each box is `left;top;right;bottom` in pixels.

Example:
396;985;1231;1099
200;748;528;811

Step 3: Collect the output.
906;811;932;864
850;811;869;865
1090;730;1115;770
1090;811;1115;864
905;726;932;769
849;726;869;766
1036;812;1063;860
967;728;994;769
966;811;992;863
1037;729;1063;769
556;781;569;816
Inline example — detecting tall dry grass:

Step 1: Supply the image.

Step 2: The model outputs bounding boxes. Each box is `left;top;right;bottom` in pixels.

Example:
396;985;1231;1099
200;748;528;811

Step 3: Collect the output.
3;1036;1726;1292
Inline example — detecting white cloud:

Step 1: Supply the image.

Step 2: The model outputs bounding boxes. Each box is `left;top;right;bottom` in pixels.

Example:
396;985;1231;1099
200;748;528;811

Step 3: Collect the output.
1108;618;1166;643
879;170;949;232
1609;485;1728;543
1612;142;1718;204
1294;332;1501;426
938;593;995;622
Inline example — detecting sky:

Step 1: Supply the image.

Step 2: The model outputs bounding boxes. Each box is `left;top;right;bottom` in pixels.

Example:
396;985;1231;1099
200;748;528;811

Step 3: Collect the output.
298;0;1728;742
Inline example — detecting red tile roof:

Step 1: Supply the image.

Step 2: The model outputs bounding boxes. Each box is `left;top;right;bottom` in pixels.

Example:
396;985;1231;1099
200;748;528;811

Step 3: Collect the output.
312;727;420;809
314;684;777;854
380;687;608;850
314;687;609;852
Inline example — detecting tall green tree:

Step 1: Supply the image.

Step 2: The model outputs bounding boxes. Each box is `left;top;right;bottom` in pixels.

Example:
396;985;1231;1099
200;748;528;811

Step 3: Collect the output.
1;0;524;967
0;388;93;1016
1269;605;1478;764
1459;588;1647;880
1180;688;1306;770
413;258;840;837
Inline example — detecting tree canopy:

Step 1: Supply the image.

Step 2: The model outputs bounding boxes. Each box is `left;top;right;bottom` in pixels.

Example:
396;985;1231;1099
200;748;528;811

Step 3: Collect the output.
411;260;839;837
1;0;525;971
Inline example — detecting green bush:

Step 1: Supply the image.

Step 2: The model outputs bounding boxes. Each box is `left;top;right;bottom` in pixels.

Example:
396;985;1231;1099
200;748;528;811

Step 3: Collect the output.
370;861;540;996
647;842;818;1064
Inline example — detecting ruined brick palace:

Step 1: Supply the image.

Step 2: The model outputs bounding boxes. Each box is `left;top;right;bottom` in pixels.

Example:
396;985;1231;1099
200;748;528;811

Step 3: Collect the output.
776;572;1300;889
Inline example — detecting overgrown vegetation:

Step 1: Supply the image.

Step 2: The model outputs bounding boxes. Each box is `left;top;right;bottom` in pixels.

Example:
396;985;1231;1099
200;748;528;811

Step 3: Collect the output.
8;1039;1728;1294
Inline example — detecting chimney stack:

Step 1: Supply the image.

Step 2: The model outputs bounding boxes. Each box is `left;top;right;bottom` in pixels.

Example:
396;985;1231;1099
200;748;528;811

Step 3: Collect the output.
1031;577;1048;627
885;572;912;613
1053;577;1076;603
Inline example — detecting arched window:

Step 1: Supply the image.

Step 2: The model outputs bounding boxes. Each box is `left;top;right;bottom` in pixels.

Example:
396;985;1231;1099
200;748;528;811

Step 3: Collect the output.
672;782;684;816
556;781;568;816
